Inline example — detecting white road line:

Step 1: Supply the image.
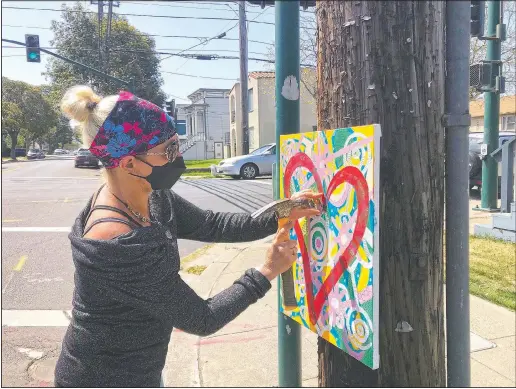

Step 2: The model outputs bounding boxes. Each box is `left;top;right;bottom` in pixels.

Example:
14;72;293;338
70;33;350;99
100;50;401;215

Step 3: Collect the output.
2;227;71;232
250;181;272;185
2;310;71;327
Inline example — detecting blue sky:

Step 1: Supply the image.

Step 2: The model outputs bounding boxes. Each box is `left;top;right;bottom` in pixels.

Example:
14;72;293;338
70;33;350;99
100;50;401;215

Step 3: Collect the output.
1;1;291;102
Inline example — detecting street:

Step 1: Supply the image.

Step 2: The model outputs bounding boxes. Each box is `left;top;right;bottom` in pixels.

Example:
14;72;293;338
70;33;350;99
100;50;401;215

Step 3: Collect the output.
1;158;273;387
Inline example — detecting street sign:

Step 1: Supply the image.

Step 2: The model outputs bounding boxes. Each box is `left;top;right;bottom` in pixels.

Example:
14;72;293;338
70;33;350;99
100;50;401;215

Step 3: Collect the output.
481;143;488;156
25;34;40;63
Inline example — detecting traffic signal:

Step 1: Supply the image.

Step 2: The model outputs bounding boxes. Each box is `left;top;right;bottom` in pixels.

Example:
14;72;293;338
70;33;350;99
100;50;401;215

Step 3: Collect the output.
25;34;41;63
471;1;485;37
164;99;175;117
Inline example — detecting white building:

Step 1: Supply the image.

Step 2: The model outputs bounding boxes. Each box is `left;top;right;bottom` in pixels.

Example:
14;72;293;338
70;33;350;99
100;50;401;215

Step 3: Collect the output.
229;70;317;157
178;88;230;160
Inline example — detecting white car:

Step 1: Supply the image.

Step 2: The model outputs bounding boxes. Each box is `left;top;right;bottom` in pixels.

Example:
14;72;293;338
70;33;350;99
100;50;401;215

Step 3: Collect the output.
212;144;276;179
54;149;68;155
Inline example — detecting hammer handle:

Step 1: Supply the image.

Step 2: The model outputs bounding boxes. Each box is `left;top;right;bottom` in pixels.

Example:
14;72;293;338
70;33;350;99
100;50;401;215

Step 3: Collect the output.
277;217;297;310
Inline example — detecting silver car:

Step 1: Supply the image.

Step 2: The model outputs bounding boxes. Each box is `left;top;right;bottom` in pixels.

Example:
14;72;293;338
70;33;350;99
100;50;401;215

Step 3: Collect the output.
212;143;276;179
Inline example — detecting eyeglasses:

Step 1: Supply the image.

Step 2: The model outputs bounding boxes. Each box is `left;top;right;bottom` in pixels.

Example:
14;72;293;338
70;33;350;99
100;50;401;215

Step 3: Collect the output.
144;140;180;162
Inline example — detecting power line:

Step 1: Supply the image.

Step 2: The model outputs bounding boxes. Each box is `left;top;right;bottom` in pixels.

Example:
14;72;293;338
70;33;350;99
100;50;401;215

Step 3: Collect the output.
1;45;268;56
2;6;276;25
123;1;272;16
161;70;237;81
1;25;274;46
1;45;282;64
160;27;235;63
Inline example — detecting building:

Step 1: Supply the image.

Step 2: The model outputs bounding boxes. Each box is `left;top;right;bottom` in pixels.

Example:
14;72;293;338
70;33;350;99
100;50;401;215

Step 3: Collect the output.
469;95;516;133
229;70;317;157
178;88;230;160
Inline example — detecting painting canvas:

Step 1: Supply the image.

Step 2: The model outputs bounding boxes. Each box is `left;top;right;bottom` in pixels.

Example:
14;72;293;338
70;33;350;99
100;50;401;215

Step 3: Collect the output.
279;125;381;369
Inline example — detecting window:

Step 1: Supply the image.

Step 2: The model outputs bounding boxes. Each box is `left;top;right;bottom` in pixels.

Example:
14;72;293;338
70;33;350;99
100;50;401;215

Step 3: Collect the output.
224;132;230;145
248;88;254;112
249;126;256;148
505;115;516;131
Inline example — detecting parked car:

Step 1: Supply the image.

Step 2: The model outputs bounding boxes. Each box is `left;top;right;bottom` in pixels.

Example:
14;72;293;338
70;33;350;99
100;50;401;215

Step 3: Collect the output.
75;149;100;168
27;149;45;159
469;132;515;190
212;143;276;179
54;148;68;155
14;148;26;157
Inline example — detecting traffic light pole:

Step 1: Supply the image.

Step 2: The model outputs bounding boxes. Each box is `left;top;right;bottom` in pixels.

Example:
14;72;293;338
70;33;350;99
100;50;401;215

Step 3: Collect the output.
275;1;302;387
480;1;502;210
2;38;134;93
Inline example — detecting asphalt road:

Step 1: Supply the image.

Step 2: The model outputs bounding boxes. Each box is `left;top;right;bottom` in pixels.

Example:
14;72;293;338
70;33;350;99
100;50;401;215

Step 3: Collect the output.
1;157;273;386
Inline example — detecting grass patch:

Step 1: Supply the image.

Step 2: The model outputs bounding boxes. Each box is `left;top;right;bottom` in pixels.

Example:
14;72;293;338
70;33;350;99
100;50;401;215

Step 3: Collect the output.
185;265;208;275
468;236;515;310
182;171;224;178
2;157;27;162
185;159;222;169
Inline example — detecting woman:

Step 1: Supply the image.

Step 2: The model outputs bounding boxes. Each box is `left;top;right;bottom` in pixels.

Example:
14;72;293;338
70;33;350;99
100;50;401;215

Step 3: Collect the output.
54;86;322;387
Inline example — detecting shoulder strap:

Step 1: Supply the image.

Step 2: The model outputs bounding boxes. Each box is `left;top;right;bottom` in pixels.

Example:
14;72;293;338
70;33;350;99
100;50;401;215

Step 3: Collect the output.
85;184;107;223
88;204;144;227
83;217;137;237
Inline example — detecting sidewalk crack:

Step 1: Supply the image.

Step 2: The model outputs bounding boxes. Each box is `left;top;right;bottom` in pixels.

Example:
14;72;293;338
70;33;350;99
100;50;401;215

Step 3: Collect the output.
203;324;277;340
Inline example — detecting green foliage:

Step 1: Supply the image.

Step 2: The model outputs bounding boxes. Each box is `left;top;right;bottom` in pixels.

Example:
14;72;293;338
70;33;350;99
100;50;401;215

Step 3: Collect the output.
1;101;23;133
45;2;166;106
2;77;57;158
45;115;76;151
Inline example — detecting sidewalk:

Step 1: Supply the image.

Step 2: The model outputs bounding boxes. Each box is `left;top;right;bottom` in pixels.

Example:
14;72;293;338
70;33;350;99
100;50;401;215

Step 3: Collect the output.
164;238;516;388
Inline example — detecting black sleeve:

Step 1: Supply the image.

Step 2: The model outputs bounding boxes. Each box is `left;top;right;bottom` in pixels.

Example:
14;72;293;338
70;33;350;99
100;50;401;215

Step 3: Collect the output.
167;190;278;242
97;261;272;336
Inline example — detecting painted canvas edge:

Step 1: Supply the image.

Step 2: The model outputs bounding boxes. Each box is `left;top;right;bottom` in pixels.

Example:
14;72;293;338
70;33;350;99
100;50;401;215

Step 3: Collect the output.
278;125;382;369
372;123;382;369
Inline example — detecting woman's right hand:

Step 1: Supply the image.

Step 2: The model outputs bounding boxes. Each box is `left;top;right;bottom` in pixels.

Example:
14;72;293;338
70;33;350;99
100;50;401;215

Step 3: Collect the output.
256;221;297;281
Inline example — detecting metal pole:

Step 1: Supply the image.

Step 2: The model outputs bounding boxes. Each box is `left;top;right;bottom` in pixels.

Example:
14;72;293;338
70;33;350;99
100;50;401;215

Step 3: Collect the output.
275;1;301;387
1;39;130;89
481;0;502;210
239;1;249;155
105;0;113;68
445;1;471;387
97;0;104;69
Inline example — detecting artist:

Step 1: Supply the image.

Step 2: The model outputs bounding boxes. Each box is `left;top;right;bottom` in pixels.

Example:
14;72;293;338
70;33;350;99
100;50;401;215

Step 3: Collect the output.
54;86;322;387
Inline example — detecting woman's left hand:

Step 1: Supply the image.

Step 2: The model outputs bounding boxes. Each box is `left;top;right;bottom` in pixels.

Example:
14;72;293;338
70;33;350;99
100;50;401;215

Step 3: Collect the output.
288;190;324;221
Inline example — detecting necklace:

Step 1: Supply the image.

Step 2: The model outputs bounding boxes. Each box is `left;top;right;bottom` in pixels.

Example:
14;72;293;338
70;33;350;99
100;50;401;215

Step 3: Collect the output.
110;191;151;224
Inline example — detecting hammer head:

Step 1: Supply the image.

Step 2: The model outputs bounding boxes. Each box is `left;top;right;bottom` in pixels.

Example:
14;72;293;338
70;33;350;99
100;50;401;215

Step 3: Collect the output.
251;197;325;219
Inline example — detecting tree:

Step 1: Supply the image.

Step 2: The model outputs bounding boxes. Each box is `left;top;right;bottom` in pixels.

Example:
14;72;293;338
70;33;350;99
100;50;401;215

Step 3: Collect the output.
316;1;445;386
45;2;166;106
2;77;57;159
45;115;75;152
470;1;515;99
1;101;24;159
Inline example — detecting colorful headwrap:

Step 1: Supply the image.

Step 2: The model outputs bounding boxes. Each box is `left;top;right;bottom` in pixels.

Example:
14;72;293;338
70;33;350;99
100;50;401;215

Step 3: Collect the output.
89;91;176;168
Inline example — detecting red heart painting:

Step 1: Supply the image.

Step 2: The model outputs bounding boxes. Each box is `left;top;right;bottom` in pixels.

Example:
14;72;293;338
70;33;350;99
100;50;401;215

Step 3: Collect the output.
284;152;370;325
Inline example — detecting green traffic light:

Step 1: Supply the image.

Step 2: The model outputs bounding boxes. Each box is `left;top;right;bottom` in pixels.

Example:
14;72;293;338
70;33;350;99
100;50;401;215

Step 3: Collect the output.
29;52;39;60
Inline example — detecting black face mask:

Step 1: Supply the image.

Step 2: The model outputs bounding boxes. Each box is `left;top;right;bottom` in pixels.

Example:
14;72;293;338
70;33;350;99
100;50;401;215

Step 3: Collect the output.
130;156;186;190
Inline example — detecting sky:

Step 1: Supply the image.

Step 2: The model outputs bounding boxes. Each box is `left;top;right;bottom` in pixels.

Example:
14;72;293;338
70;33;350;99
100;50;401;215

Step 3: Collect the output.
1;0;314;103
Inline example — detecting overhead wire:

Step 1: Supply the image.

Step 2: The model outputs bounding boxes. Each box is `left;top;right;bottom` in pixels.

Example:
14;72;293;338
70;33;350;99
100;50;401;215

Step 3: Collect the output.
1;26;274;46
1;6;278;26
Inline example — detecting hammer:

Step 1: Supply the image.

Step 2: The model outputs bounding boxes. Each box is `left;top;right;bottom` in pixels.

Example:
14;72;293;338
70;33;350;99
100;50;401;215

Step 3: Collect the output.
251;198;325;310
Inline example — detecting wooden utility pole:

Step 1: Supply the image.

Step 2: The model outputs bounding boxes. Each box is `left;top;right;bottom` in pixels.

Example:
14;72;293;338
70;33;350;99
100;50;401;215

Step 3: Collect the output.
316;1;446;386
239;0;249;155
